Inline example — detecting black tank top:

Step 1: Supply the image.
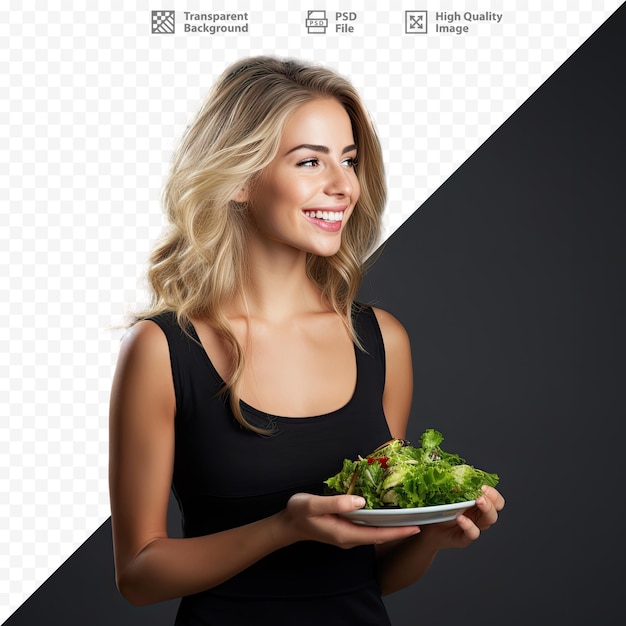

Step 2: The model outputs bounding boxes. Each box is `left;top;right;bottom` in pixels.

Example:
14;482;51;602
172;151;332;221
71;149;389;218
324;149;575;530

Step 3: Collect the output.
149;305;393;625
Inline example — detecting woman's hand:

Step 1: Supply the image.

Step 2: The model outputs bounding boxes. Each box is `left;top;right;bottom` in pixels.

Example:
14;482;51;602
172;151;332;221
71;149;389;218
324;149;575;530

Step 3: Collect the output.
419;485;505;550
278;493;421;549
376;485;505;595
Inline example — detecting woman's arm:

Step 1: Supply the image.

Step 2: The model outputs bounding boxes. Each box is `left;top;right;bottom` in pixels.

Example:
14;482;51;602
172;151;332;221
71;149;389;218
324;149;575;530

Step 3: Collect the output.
372;307;413;440
110;320;285;605
372;308;505;595
109;320;421;606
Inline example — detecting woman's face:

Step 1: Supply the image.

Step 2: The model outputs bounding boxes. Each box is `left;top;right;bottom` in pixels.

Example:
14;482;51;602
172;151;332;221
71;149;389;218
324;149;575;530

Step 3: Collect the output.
246;97;360;258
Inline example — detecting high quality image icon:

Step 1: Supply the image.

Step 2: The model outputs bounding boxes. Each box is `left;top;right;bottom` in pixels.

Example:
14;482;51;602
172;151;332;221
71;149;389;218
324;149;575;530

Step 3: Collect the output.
405;11;427;34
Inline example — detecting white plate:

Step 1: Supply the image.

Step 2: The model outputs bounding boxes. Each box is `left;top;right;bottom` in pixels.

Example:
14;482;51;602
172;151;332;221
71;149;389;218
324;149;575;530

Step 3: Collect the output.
341;500;476;526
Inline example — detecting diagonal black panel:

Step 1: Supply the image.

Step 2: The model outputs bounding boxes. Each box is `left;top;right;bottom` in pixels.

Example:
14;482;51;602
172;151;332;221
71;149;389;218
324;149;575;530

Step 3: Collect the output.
363;4;625;625
2;498;182;625
3;4;625;625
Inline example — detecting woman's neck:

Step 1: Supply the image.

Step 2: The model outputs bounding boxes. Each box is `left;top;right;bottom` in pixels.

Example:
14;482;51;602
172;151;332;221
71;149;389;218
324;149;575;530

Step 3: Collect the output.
231;237;326;322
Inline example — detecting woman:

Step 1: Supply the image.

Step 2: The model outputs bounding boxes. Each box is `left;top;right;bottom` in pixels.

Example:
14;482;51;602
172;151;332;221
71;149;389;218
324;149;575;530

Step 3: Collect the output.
108;56;504;625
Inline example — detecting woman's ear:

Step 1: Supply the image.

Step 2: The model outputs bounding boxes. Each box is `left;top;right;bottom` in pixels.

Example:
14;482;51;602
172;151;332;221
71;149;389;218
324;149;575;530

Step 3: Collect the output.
232;186;248;203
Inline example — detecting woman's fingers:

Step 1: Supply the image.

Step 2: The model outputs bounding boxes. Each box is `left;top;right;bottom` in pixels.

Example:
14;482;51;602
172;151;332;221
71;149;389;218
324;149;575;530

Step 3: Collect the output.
454;514;481;541
457;485;505;536
285;493;419;548
480;485;505;511
475;485;505;527
288;493;365;516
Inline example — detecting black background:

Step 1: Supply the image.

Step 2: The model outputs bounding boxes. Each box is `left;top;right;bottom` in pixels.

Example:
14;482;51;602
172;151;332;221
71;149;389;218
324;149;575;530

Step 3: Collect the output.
4;4;625;625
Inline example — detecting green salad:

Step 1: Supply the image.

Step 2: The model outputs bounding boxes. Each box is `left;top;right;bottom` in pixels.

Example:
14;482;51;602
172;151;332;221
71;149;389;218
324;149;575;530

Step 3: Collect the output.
324;428;499;509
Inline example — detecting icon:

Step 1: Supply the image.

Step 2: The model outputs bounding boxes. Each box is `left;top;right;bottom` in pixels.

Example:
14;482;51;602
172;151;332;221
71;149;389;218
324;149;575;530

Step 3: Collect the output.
305;10;328;34
152;10;175;34
405;11;427;34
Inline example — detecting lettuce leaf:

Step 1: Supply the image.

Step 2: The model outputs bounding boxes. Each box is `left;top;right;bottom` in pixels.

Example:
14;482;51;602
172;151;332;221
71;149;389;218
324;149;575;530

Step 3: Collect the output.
324;428;499;509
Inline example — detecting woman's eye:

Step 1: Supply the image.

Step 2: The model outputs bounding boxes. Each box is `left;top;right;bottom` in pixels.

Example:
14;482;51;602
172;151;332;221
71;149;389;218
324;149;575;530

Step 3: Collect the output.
296;156;358;168
297;158;319;167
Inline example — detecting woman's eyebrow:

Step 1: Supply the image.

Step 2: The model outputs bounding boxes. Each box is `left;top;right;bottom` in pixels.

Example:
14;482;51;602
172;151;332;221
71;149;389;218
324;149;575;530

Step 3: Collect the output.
285;143;358;155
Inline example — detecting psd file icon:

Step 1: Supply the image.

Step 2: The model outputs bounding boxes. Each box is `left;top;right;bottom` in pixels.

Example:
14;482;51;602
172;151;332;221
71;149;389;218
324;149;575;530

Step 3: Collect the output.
305;10;328;34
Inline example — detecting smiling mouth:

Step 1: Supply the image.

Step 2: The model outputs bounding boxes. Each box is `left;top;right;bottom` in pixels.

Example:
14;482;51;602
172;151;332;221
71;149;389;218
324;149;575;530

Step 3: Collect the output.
303;209;345;223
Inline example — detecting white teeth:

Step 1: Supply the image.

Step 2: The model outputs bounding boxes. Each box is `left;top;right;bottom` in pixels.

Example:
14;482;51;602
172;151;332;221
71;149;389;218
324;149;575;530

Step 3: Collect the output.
304;210;343;222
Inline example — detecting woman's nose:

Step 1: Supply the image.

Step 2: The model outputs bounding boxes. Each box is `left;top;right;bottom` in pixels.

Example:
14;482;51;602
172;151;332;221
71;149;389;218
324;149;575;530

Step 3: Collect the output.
324;162;353;196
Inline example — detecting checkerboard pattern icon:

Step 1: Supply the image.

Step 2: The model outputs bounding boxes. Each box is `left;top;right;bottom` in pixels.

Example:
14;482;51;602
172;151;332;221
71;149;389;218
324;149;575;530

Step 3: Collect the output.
152;10;175;34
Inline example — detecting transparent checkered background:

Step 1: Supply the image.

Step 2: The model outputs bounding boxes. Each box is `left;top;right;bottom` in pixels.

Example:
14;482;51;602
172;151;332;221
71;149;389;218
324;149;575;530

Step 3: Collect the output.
0;0;621;619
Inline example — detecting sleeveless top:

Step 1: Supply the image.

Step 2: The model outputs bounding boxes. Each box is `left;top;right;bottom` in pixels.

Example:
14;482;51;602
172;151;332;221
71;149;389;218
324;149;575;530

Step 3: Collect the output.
148;305;393;626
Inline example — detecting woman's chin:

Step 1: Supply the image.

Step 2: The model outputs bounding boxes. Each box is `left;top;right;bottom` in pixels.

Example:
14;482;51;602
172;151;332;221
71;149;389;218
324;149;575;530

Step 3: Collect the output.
305;242;342;258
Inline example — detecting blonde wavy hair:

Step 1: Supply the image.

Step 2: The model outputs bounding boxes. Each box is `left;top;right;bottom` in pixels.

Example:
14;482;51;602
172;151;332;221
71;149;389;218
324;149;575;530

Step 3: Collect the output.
138;55;386;432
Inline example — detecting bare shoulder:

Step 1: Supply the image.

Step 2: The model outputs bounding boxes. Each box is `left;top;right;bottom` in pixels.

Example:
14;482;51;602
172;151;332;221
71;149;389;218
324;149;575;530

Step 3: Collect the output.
371;307;413;439
371;307;411;354
110;319;175;420
115;319;172;375
119;318;169;354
